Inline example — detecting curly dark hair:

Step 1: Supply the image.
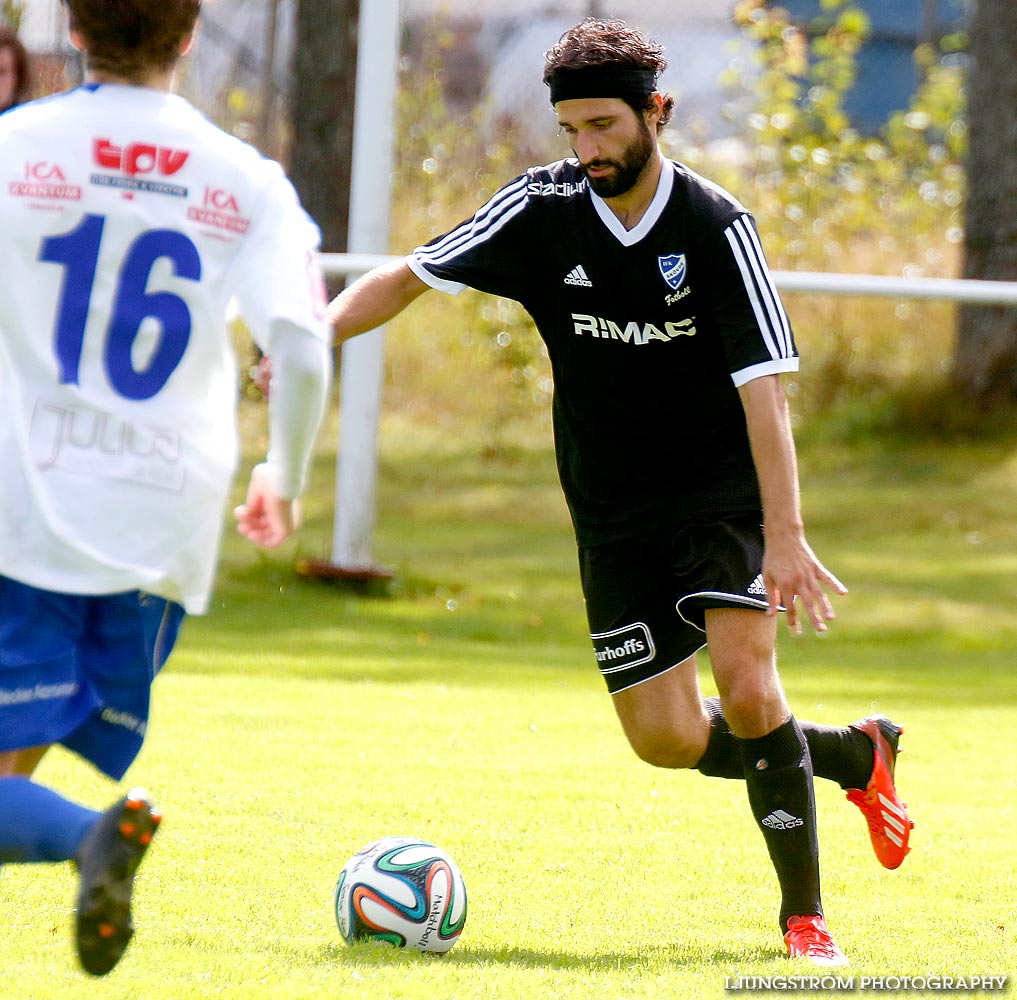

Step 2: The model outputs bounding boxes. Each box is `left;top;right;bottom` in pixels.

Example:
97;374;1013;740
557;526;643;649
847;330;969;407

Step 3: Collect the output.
64;0;201;82
543;18;676;130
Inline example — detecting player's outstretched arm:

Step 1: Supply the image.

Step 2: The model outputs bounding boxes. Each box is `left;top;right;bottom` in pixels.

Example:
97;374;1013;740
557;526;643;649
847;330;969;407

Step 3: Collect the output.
737;375;847;635
328;257;430;345
253;259;429;397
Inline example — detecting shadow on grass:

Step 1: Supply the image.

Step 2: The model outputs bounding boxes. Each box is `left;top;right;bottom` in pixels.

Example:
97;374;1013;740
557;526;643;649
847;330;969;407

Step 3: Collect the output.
309;939;777;972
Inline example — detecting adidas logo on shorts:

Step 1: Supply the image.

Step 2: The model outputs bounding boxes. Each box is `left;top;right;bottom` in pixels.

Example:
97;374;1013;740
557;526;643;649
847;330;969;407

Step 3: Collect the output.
747;574;767;597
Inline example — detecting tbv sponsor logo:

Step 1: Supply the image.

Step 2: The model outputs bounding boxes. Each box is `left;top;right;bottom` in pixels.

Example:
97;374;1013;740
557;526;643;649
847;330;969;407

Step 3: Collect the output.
93;138;189;177
91;139;190;197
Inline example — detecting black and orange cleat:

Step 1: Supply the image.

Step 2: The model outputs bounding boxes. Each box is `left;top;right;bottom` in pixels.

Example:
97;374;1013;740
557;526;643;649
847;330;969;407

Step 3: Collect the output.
73;788;162;976
846;715;914;870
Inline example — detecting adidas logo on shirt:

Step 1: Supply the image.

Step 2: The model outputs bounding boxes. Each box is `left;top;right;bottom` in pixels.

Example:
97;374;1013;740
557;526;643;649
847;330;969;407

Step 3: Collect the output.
747;574;767;597
762;809;804;830
564;264;593;287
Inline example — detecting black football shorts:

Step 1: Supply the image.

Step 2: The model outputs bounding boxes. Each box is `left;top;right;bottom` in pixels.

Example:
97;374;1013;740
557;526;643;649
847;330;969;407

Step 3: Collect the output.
578;512;771;695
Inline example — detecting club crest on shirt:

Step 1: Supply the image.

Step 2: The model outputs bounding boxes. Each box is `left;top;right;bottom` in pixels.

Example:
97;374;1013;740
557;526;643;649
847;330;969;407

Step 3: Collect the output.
658;253;688;291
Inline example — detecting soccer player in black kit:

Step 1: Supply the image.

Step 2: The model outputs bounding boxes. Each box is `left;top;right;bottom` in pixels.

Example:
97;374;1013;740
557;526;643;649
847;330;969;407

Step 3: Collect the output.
322;19;913;965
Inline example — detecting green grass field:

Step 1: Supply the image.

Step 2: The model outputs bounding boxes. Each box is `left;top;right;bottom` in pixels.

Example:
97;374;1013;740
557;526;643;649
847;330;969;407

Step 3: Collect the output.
3;404;1016;998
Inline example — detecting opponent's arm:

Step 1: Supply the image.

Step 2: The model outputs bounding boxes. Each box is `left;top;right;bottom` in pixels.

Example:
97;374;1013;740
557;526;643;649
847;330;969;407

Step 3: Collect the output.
738;374;847;634
328;257;430;345
253;258;429;396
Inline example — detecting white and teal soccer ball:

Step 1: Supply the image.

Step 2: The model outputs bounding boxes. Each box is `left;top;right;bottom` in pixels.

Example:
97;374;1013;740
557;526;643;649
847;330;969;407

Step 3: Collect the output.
333;836;468;954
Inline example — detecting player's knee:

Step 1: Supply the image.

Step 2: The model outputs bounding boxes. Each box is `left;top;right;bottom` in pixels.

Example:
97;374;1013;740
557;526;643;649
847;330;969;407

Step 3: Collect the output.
627;728;703;770
717;672;785;735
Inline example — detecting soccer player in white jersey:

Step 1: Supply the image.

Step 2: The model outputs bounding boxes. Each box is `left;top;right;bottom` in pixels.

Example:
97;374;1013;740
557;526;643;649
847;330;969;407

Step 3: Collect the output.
305;19;915;966
0;0;331;976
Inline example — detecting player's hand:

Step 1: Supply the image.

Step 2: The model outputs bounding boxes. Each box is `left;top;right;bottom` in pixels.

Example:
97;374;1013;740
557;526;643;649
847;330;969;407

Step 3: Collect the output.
252;355;272;398
234;463;299;548
762;532;847;636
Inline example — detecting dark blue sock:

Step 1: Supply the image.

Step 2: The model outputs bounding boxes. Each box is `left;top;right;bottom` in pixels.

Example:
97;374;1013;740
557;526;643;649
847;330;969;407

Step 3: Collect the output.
0;776;101;864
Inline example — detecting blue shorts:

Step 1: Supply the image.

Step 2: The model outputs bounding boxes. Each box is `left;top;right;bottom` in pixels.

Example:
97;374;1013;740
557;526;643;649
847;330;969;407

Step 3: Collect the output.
0;576;185;779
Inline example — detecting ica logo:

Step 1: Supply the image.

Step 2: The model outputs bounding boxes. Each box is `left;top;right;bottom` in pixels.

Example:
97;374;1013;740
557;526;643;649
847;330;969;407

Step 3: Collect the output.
203;187;240;214
25;162;67;182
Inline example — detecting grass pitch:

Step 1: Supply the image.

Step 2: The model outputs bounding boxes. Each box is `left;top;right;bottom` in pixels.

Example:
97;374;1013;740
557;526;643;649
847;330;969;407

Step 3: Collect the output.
2;408;1015;998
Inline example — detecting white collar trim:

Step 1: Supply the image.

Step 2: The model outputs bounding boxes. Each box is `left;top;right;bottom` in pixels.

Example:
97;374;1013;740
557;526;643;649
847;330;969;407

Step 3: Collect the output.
589;158;674;247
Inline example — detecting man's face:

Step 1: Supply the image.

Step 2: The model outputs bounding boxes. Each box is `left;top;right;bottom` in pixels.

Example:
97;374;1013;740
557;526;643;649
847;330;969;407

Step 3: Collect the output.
0;46;17;112
555;96;657;198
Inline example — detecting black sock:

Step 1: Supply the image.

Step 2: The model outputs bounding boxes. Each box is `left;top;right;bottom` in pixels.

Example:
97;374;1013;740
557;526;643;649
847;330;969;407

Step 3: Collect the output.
695;697;744;779
799;722;872;790
697;697;872;789
737;717;823;932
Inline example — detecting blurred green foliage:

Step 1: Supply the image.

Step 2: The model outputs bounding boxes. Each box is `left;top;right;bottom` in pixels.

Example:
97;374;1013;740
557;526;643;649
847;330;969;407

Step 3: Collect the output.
0;1;25;30
713;0;965;278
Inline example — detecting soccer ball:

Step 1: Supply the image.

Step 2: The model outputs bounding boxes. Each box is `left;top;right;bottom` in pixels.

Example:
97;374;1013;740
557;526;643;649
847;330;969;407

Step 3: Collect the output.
333;836;468;954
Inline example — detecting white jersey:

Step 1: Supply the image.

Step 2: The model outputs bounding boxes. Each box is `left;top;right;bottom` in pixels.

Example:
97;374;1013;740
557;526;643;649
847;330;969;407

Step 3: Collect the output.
0;83;329;612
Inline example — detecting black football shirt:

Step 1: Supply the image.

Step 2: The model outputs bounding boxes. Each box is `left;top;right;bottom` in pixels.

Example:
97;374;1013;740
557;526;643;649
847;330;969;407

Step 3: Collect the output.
408;158;799;545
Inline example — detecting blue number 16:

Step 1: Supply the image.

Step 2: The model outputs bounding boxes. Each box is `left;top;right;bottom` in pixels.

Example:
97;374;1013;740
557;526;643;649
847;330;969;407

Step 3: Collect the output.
40;213;202;401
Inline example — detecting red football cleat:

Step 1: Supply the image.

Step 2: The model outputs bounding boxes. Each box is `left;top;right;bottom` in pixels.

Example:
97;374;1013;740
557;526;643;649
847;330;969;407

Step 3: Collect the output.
846;715;914;869
784;914;849;966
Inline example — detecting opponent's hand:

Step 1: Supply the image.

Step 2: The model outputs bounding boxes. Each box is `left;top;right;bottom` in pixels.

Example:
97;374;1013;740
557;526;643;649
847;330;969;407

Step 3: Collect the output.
762;532;847;635
234;463;299;548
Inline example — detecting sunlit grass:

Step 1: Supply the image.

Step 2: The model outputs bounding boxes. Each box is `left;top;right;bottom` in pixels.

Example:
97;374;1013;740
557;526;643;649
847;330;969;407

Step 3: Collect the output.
3;408;1015;997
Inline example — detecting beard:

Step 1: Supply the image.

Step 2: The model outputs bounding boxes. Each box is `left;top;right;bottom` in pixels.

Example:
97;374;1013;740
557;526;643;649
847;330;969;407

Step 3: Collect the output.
580;120;656;198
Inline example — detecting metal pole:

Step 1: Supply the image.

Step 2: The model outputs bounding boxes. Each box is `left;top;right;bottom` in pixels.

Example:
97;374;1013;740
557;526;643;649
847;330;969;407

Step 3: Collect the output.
330;0;400;576
259;0;282;153
921;0;939;46
318;255;1017;306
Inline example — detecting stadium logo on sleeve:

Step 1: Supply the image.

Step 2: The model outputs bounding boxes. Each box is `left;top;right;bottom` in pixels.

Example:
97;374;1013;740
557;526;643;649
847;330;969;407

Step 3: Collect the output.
526;179;587;198
658;253;688;290
591;622;655;674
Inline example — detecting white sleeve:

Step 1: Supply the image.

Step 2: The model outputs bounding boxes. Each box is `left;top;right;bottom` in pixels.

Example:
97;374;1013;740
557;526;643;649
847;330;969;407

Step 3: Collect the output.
262;321;332;499
231;162;330;351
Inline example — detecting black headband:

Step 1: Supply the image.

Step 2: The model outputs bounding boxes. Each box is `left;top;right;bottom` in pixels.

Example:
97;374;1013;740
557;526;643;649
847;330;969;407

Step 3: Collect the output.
546;65;658;105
